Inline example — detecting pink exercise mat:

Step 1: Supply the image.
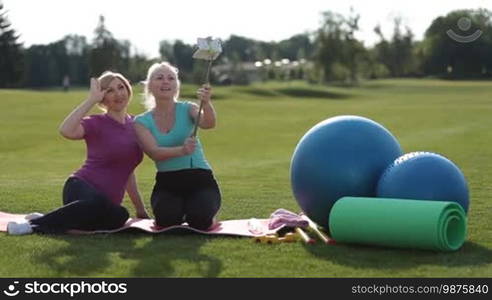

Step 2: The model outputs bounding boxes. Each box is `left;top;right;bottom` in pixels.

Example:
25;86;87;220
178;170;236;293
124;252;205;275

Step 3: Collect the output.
0;212;280;237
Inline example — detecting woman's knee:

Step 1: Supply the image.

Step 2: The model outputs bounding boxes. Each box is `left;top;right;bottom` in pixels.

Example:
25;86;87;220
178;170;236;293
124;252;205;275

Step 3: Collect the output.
101;206;129;230
185;189;221;230
151;191;185;227
186;202;219;230
114;206;129;223
186;214;216;230
154;212;184;227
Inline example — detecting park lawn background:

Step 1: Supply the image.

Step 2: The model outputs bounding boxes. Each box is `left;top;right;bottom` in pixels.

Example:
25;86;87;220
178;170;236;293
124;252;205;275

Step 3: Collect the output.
0;79;490;277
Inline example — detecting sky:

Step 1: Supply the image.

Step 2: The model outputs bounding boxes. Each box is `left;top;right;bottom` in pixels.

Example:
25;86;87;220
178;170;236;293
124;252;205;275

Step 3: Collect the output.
2;0;491;58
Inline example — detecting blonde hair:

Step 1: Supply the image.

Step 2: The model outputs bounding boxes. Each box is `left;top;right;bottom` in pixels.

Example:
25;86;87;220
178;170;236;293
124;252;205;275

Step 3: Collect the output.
142;62;180;110
97;71;133;112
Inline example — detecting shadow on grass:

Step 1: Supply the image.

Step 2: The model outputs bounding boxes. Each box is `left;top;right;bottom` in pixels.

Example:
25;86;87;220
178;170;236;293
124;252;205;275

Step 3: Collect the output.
358;83;393;89
32;234;137;276
304;241;492;270
33;231;222;277
128;232;222;277
238;88;280;97
275;88;350;100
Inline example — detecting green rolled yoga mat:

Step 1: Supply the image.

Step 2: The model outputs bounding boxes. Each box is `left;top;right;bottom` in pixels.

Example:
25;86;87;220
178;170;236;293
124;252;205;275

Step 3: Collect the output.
329;197;467;251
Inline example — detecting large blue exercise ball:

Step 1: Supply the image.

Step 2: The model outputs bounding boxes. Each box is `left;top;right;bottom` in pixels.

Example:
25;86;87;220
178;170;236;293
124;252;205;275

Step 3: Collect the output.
377;152;470;213
290;115;403;229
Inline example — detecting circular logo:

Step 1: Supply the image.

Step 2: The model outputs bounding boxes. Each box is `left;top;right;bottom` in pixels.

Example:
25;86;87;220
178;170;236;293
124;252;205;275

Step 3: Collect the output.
447;17;482;43
457;17;472;31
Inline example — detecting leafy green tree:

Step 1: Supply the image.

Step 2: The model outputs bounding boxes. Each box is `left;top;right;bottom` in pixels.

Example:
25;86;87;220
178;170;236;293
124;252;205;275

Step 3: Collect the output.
159;40;176;64
23;45;50;87
314;10;366;84
277;33;314;61
223;35;257;62
172;40;194;81
63;34;90;85
373;18;418;77
89;15;123;77
127;52;154;84
343;9;366;84
0;1;23;87
422;9;492;78
314;11;346;82
23;35;90;87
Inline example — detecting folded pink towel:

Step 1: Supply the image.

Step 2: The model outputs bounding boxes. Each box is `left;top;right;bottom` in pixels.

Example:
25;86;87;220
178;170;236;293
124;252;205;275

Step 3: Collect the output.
268;209;309;230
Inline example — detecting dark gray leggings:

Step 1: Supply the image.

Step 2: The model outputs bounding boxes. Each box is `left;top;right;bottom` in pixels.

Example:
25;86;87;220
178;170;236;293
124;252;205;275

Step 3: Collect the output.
151;169;221;230
30;177;129;233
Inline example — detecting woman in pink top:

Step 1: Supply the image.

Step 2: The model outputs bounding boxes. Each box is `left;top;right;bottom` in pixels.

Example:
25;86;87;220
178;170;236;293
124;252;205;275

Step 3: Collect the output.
7;71;149;235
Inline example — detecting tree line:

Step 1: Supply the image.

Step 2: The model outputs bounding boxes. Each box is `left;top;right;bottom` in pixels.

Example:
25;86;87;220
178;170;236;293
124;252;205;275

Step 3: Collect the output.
1;3;491;88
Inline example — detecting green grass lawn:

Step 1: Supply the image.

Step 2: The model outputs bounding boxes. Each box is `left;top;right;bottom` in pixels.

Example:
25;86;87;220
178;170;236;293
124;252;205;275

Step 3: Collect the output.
0;79;491;277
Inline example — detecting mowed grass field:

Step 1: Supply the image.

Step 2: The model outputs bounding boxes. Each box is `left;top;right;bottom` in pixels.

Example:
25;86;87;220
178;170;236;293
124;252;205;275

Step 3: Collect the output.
0;79;491;277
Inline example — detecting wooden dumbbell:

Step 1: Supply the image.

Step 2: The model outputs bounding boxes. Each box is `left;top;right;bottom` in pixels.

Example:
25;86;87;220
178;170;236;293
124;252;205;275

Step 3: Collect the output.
253;234;280;244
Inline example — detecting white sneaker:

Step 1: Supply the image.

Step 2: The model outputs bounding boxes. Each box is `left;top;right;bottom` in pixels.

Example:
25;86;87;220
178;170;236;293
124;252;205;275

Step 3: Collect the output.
7;221;33;235
24;212;44;221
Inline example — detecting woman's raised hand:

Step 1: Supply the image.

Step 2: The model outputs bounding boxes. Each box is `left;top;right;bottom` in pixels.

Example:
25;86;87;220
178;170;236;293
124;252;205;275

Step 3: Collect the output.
197;84;212;104
87;78;106;104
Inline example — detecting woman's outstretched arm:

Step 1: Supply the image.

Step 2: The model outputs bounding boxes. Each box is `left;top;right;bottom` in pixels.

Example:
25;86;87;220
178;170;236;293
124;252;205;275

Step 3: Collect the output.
134;123;196;161
59;78;105;140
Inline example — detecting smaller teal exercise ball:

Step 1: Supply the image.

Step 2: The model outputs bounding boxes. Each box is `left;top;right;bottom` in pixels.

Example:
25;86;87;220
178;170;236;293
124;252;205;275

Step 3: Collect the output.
290;115;403;229
377;152;470;213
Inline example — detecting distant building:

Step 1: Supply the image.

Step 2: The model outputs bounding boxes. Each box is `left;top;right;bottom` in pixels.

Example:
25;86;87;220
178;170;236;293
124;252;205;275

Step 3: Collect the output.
213;59;312;85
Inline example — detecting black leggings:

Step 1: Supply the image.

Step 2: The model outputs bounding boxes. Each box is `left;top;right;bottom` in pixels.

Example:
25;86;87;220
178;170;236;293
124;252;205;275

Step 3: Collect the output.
30;177;129;233
151;169;221;230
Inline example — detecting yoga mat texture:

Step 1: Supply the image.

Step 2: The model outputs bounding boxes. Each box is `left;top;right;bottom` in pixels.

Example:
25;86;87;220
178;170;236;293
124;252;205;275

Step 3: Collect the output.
0;212;280;237
329;197;467;251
